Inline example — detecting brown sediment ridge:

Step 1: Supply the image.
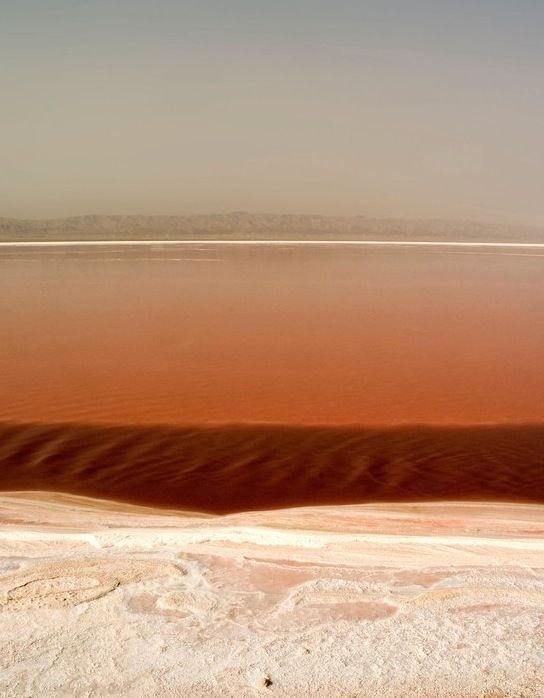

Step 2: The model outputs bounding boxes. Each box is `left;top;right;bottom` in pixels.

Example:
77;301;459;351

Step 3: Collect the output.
1;421;543;514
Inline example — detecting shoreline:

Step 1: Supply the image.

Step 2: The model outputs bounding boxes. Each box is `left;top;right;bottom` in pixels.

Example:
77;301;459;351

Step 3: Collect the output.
2;491;543;541
3;238;544;248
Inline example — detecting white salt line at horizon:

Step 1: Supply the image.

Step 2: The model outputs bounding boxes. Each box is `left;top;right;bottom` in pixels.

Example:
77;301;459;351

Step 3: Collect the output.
2;239;544;249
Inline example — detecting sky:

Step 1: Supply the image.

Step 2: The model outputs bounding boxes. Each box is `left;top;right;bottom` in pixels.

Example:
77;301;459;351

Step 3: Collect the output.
2;0;544;224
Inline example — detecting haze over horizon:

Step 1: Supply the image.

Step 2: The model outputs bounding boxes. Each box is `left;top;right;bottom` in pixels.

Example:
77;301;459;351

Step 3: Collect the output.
2;1;544;226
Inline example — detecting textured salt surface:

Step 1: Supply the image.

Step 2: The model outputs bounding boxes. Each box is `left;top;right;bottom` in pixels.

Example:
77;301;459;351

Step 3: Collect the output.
0;493;543;697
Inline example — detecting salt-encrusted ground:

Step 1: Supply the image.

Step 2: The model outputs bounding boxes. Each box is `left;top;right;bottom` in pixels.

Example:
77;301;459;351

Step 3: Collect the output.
1;493;543;697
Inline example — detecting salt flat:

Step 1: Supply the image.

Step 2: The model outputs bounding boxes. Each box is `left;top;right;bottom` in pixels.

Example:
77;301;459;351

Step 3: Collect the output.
0;493;542;697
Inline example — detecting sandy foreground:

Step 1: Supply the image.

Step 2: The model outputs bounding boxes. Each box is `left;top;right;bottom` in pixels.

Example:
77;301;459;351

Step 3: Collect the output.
0;493;543;697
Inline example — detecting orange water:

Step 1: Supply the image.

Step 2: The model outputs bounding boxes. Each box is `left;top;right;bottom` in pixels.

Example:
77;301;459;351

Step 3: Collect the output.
2;244;544;512
2;244;544;426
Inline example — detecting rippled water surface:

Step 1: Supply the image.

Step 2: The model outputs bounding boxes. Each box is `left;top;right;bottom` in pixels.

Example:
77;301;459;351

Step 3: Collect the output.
1;244;544;511
1;421;543;513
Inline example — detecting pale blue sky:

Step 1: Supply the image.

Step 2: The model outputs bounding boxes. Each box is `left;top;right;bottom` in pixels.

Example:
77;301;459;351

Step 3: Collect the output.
2;1;544;223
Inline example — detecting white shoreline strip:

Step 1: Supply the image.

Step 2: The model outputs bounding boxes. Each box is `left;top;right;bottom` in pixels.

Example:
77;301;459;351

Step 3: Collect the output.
1;239;544;249
1;527;543;550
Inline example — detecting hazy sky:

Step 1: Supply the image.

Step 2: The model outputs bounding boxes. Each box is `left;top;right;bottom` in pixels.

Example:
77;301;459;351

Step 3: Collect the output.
2;1;544;224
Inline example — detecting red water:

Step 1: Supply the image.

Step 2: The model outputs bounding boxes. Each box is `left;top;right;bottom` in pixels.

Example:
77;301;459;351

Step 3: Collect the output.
0;422;542;513
1;244;544;512
2;244;544;426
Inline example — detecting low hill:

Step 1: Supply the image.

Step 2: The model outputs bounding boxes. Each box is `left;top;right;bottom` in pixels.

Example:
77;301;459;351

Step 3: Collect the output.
1;213;543;242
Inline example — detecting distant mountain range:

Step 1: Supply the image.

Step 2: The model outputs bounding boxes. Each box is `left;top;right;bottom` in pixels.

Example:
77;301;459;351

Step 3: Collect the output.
1;213;543;242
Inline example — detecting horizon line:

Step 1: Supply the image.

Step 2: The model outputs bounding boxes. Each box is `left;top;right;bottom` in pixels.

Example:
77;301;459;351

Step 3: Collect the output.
3;239;544;249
